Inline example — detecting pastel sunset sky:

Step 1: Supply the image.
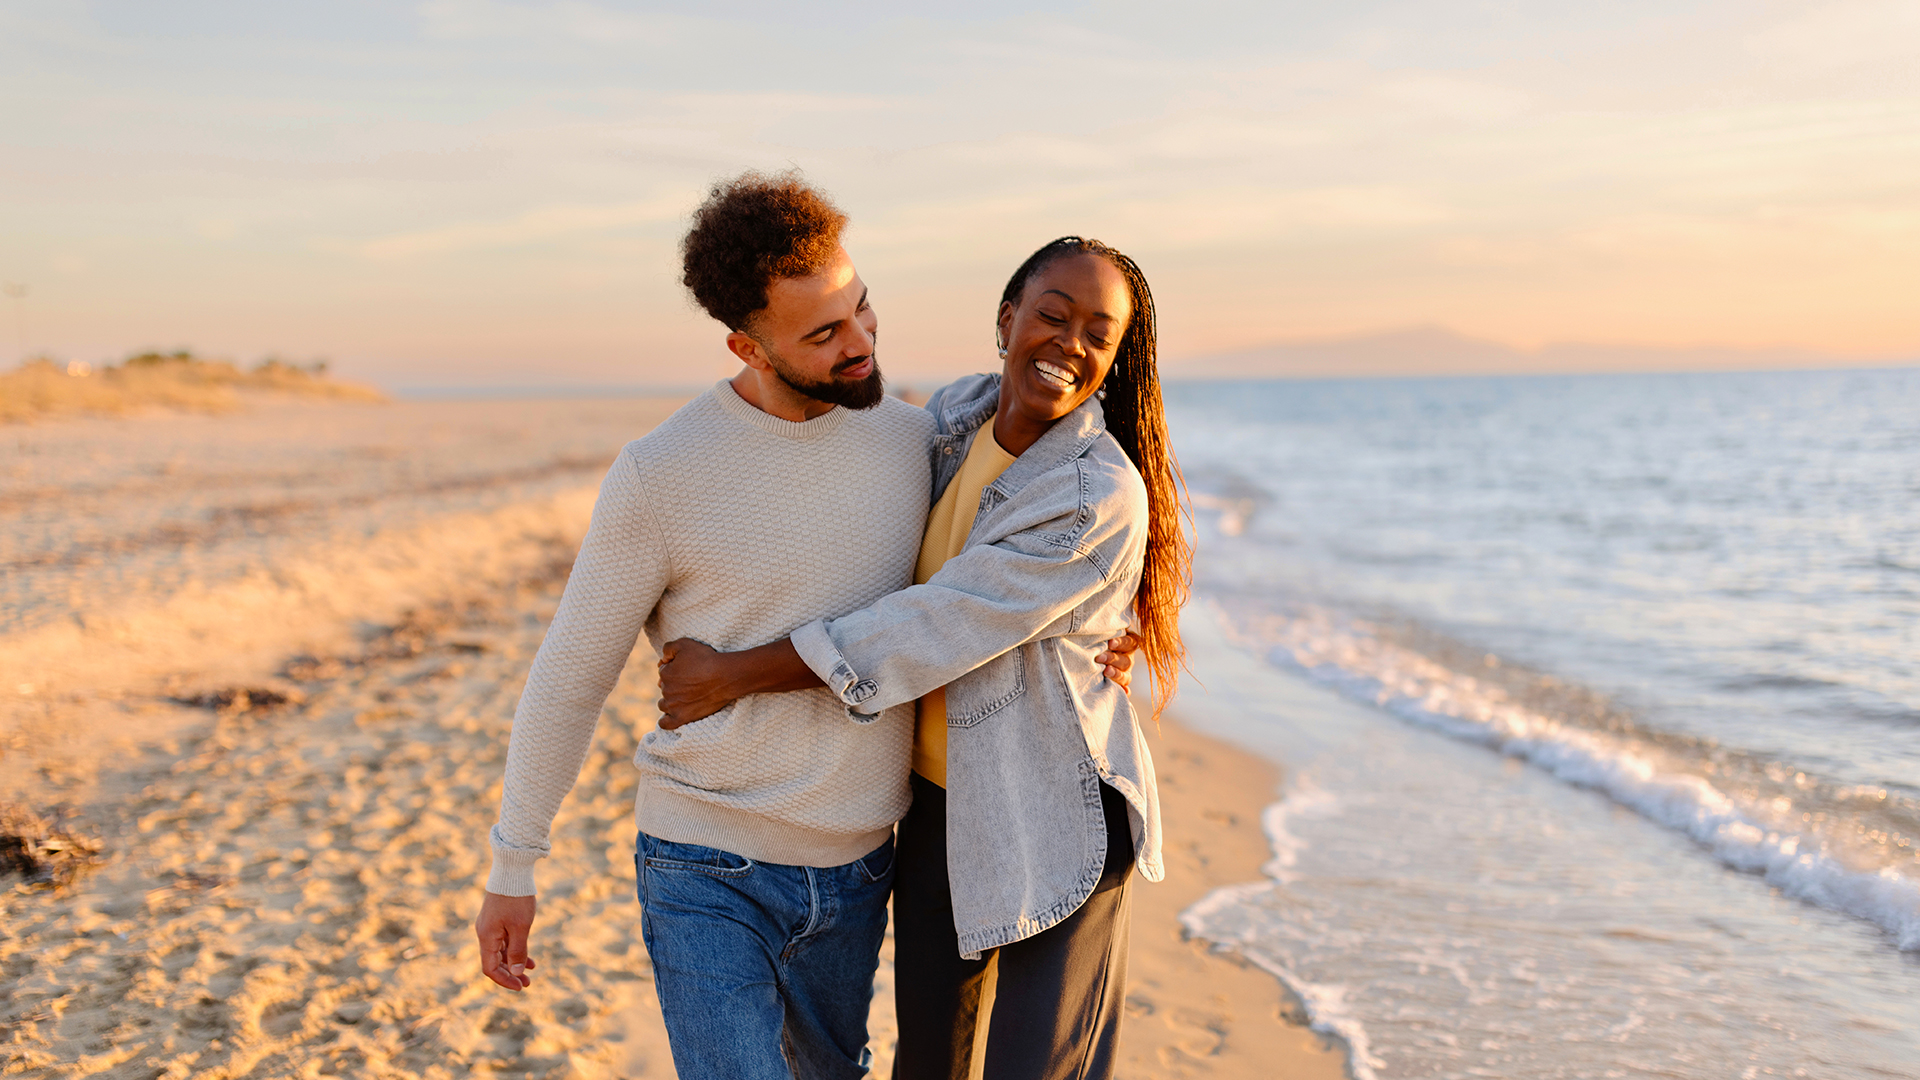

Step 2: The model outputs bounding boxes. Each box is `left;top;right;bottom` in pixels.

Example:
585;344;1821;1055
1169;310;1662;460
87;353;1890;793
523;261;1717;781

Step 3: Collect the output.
4;1;1918;388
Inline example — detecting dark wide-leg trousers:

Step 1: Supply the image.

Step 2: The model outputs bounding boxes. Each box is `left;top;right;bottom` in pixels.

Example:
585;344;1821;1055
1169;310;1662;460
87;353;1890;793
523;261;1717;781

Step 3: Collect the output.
892;771;1135;1080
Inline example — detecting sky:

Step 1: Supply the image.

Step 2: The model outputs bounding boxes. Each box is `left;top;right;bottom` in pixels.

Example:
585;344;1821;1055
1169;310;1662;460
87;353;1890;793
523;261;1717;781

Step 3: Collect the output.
2;0;1918;388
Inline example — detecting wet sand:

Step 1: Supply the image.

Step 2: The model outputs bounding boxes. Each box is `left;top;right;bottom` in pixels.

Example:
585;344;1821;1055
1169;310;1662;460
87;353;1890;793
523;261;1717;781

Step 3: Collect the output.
1121;719;1351;1078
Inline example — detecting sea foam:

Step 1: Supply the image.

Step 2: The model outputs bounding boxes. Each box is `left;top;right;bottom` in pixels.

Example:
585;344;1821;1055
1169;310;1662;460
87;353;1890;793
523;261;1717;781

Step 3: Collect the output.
1181;802;1385;1080
1211;598;1920;951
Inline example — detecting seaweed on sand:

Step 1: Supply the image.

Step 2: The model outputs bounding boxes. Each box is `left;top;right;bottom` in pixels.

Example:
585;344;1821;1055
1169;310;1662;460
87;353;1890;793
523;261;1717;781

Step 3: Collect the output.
0;803;104;890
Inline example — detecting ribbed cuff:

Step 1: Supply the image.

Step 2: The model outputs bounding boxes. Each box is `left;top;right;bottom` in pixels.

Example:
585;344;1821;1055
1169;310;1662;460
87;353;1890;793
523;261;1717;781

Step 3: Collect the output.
486;828;543;896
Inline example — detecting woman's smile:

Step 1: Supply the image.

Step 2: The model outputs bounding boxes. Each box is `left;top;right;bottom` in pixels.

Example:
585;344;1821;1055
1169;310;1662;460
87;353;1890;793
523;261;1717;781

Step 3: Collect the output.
1033;359;1077;389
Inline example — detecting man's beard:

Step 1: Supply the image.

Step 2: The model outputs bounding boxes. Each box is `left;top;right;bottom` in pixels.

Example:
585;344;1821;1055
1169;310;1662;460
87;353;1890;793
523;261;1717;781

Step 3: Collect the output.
765;347;887;411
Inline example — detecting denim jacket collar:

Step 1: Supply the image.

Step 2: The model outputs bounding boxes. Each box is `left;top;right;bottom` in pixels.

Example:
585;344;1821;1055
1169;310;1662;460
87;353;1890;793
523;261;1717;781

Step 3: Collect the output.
936;375;1001;436
937;373;1110;499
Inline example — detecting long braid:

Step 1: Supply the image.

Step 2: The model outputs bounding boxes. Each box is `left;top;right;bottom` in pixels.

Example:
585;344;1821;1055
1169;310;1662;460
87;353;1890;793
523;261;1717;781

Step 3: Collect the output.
1000;238;1192;718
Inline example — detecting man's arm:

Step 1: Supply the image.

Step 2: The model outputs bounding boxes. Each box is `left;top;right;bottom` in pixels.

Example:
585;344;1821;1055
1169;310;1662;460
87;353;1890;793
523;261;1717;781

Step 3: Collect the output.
476;452;670;989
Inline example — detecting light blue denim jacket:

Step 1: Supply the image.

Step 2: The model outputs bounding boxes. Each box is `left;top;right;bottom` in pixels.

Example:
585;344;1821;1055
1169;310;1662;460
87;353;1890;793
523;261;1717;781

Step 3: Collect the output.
791;372;1164;958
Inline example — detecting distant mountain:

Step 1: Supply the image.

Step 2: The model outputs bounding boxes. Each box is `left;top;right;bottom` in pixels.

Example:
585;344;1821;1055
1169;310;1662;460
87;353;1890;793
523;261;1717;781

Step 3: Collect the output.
1168;326;1866;379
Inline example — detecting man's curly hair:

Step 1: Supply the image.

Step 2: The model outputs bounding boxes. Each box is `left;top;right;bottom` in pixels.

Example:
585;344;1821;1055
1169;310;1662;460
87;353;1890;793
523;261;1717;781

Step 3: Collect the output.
681;170;849;332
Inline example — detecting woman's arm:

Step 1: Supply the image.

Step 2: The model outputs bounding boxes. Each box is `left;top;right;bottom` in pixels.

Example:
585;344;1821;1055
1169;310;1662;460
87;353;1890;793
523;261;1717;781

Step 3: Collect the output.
654;638;822;730
654;630;1140;731
792;462;1148;719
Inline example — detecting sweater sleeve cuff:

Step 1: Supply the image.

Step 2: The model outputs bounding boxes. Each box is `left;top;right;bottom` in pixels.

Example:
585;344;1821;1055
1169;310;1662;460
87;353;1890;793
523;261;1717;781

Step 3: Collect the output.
486;827;542;896
791;619;883;723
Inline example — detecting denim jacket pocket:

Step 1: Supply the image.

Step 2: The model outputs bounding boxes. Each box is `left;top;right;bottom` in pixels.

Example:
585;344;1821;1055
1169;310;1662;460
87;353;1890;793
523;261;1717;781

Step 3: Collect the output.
946;652;1025;728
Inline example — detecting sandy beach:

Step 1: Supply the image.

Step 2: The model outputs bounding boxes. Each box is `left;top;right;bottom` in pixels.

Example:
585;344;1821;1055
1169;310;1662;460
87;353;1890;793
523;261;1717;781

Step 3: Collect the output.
2;398;1349;1079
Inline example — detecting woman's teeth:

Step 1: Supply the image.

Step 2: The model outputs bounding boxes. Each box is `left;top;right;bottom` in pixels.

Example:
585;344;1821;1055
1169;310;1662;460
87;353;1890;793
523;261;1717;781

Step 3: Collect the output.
1035;361;1075;388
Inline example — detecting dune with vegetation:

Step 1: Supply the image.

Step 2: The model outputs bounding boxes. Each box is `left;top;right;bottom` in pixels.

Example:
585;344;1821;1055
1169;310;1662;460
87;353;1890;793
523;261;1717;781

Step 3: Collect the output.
0;352;385;423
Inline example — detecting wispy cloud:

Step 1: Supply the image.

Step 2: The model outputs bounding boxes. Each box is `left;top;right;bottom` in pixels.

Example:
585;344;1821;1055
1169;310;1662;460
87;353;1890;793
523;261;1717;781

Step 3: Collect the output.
1744;0;1920;75
342;196;695;259
416;0;695;45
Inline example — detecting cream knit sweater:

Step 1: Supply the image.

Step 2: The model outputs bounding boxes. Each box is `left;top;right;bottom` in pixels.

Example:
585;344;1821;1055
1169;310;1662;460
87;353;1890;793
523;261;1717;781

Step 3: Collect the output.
486;381;933;896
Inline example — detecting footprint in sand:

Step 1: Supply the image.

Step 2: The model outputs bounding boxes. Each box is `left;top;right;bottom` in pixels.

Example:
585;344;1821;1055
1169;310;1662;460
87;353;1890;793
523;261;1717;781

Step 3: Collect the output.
0;577;725;1078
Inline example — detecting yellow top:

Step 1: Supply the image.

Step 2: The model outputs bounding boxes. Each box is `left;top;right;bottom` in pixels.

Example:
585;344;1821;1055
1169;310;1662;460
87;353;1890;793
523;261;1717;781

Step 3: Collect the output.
910;427;1019;787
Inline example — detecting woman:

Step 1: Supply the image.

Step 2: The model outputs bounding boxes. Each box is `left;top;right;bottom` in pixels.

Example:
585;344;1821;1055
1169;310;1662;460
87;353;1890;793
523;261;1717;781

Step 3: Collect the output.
657;237;1189;1080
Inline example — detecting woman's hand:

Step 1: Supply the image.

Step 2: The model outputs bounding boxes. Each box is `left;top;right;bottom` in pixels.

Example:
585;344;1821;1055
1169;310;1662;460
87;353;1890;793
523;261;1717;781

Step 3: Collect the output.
656;636;828;729
1097;631;1141;690
657;639;744;730
657;631;1135;727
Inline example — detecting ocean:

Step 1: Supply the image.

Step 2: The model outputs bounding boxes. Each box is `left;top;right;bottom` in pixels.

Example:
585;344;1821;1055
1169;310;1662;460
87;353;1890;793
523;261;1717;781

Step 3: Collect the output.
1167;367;1920;1078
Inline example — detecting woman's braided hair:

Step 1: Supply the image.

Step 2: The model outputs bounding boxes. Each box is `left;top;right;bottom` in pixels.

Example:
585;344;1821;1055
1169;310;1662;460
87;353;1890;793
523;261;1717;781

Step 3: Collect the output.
999;237;1192;718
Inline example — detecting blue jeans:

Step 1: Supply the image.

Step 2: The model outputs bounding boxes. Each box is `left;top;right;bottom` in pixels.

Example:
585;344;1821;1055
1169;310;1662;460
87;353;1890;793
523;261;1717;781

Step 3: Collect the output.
635;831;895;1080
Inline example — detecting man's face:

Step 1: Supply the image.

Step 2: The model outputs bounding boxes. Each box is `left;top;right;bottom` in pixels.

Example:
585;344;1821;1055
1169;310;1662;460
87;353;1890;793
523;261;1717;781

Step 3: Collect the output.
749;245;884;410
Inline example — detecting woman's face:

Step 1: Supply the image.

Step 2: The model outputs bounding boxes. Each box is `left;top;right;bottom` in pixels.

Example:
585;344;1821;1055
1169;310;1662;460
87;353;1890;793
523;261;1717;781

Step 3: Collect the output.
997;253;1132;425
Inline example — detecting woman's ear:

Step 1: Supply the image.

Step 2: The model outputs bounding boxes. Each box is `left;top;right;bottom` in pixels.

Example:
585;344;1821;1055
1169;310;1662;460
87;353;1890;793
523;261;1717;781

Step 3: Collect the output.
996;300;1015;358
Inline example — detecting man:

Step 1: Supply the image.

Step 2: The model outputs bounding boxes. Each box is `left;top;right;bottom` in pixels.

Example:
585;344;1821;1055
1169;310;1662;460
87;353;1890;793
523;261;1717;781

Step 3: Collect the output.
474;171;930;1080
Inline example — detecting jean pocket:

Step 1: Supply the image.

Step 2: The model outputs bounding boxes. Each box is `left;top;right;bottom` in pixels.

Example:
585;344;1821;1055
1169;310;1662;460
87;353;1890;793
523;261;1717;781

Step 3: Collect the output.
853;837;896;885
640;836;755;879
946;652;1025;729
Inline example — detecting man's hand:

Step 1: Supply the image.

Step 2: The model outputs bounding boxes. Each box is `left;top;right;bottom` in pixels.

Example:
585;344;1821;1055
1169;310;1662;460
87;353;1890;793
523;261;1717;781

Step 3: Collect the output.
475;891;537;991
1097;631;1141;690
657;638;743;730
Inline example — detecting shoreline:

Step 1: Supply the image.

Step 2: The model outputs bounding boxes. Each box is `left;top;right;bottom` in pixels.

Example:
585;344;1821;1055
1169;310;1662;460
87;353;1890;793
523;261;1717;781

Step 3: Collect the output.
1122;714;1351;1078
